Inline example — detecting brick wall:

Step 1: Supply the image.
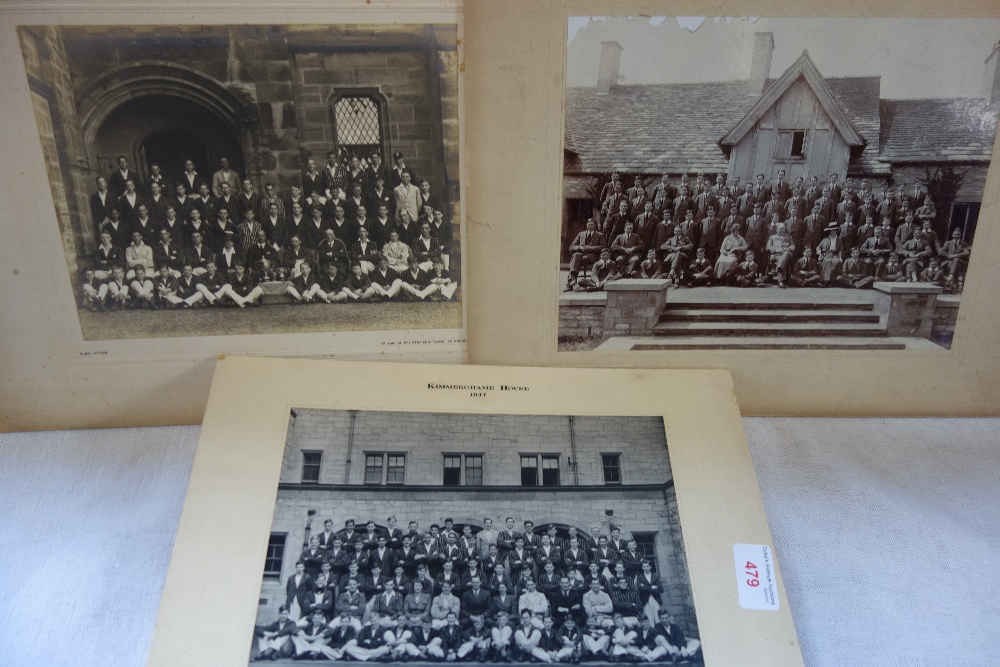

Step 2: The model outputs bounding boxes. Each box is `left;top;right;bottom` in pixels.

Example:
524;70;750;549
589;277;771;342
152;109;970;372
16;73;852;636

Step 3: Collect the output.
284;410;671;487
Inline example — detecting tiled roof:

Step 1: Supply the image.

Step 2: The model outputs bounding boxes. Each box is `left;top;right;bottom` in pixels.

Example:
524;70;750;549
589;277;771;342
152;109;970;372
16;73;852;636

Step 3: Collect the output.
565;80;752;174
825;77;884;174
879;98;999;163
564;75;997;175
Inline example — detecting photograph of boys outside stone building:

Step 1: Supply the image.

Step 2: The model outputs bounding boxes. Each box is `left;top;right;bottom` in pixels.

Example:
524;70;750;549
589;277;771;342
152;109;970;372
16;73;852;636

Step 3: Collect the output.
250;409;702;664
560;17;1000;353
19;23;461;341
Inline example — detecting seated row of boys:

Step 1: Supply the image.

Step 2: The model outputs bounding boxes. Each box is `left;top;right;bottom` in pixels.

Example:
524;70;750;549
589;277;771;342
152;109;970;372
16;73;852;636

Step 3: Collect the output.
257;603;699;663
568;213;969;291
80;226;456;309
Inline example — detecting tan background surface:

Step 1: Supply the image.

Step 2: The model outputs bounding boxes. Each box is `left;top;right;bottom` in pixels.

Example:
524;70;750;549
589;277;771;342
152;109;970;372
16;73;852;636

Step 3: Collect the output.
148;358;802;667
464;0;1000;416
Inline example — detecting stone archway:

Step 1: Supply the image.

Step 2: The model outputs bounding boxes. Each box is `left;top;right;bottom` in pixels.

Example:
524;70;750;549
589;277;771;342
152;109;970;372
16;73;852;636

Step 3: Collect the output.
76;62;257;183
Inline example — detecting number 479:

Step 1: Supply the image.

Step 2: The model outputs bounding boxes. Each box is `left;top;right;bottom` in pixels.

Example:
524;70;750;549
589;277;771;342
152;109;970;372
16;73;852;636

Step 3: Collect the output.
745;561;760;587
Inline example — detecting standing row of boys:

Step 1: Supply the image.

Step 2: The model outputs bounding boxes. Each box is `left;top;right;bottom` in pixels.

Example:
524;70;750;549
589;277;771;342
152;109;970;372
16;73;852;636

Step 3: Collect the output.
566;171;970;292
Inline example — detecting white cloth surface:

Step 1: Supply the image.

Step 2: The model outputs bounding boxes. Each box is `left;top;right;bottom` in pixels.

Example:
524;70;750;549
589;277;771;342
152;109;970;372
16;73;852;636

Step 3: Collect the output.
1;419;999;666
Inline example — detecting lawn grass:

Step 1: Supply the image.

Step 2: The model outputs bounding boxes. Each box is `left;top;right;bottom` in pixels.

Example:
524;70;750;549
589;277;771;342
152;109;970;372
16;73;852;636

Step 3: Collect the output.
77;299;463;341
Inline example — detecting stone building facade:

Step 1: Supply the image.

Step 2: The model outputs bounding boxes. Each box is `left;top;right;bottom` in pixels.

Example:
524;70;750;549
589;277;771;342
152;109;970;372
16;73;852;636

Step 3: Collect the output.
257;410;699;638
18;24;460;280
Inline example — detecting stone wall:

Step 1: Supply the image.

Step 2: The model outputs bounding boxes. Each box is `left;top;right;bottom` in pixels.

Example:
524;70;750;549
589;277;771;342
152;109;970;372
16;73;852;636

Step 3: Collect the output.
258;484;698;637
284;410;671;487
19;27;94;264
559;301;605;339
932;294;961;349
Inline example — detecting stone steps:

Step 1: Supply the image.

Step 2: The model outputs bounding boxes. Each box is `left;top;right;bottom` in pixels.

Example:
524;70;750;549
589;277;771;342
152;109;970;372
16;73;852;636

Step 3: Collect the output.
663;301;875;311
651;320;887;337
660;308;881;324
632;337;907;351
594;335;947;352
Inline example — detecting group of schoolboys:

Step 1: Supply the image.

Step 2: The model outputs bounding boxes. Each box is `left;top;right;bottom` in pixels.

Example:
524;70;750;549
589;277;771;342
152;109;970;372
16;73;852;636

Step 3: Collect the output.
254;516;701;664
566;171;971;292
80;150;457;311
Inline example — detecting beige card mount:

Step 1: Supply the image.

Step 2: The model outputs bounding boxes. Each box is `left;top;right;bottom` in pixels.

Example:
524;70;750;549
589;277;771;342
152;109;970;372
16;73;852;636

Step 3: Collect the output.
0;0;466;431
465;0;1000;416
148;357;803;667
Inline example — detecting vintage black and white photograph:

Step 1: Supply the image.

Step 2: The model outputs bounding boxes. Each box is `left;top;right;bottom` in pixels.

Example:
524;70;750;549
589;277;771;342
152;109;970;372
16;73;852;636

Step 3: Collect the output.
250;409;702;664
559;17;1000;352
19;24;461;341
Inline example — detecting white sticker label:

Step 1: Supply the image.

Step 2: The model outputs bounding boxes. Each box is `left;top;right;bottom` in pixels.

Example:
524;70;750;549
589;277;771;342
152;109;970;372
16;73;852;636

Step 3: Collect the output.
733;543;780;610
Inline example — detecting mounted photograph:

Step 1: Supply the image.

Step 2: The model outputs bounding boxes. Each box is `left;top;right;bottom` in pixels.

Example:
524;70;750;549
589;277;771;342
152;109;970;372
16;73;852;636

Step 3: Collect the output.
249;409;703;664
559;17;1000;353
19;23;461;341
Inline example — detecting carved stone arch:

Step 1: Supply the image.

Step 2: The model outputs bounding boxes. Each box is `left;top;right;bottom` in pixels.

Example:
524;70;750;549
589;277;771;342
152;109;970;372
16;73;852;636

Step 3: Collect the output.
76;62;258;150
531;522;596;552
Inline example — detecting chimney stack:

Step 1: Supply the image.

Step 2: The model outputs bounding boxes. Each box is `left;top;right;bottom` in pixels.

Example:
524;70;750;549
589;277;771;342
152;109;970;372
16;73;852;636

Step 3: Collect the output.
596;41;623;94
748;32;774;96
983;39;1000;104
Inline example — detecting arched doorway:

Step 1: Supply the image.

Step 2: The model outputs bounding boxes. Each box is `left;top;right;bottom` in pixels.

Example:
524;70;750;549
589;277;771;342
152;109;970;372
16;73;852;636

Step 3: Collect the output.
92;94;245;190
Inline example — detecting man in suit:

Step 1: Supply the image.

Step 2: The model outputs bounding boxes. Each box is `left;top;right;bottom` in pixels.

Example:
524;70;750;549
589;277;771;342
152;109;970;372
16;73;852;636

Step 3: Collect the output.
90;176;114;236
751;173;771;205
611;221;645;277
650;173;675;204
742;202;767;267
697;205;722;261
109;155;140;199
171;182;198;225
626;175;650;218
285;561;313;621
393;170;421;226
771;168;792;205
146;164;169;196
460;575;493;627
391;151;414;189
301;158;324;199
802;202;826;255
316;227;350;277
365;151;393;202
566;218;606;291
827;173;843;203
179;159;205;195
894;211;919;254
411;222;443;272
672;186;695;223
660;224;693;283
118;179;144;227
211;156;241;198
152;228;184;278
938;228;971;290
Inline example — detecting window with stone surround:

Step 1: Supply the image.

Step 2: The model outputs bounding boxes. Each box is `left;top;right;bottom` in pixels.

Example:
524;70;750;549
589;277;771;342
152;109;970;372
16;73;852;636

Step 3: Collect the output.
301;450;322;484
601;453;622;484
364;452;406;485
332;92;388;164
521;454;561;486
443;454;484;486
263;533;287;579
632;532;658;574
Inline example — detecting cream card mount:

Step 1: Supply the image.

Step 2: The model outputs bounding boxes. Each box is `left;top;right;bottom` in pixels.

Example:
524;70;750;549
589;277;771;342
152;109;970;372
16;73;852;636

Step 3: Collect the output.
148;357;803;667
